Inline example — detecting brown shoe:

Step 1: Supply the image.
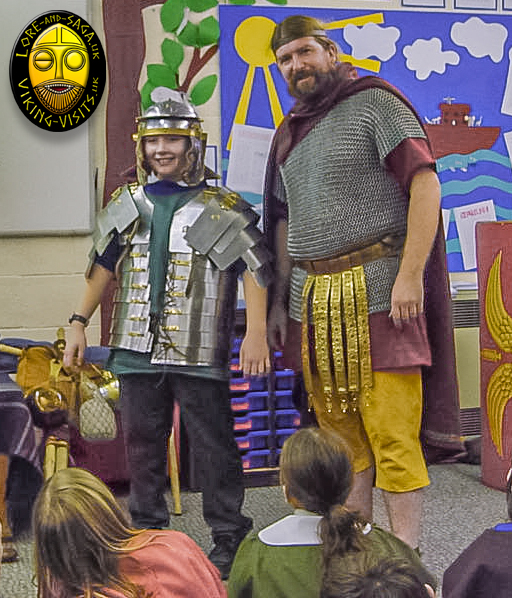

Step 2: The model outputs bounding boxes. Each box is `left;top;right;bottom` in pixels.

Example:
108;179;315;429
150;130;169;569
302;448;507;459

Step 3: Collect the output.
2;536;19;563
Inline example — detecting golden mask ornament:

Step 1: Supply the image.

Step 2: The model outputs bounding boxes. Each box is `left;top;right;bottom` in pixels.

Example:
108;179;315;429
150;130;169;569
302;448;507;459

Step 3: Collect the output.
29;23;89;114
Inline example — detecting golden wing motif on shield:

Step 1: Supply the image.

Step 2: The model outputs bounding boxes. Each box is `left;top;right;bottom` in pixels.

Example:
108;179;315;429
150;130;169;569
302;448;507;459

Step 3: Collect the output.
486;363;512;456
485;250;512;456
485;251;512;352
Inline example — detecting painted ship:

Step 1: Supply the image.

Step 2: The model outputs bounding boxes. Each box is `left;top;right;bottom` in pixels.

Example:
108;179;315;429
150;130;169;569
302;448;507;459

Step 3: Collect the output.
424;99;500;160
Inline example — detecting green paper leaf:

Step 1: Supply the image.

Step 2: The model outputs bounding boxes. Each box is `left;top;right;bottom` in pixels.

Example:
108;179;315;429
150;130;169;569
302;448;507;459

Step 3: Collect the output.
189;74;217;105
162;38;184;71
160;0;185;33
141;80;157;111
147;64;178;89
185;0;218;11
227;0;255;4
197;16;219;47
265;0;288;4
178;21;199;47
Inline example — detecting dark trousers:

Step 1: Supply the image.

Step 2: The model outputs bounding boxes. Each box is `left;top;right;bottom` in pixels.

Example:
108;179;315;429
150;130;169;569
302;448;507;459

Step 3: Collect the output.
119;373;252;537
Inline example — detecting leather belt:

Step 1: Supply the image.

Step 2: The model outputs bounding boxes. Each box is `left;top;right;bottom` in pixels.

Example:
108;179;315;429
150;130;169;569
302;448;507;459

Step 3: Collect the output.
297;235;404;275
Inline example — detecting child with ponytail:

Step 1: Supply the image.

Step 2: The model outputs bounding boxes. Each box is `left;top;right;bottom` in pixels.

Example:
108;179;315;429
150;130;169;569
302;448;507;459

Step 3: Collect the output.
228;428;435;598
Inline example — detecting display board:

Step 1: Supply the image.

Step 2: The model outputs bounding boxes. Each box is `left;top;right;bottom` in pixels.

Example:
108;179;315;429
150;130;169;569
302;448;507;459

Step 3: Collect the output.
219;6;512;272
0;0;94;236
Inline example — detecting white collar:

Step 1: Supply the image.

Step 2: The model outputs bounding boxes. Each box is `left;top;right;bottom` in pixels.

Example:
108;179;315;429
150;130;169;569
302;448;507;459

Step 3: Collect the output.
258;510;373;547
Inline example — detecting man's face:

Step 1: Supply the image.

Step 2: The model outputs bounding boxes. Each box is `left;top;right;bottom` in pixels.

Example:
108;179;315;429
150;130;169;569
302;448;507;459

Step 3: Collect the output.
143;134;191;181
275;36;336;99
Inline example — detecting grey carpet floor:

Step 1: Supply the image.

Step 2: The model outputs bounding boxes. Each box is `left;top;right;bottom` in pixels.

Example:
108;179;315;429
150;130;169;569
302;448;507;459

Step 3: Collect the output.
0;463;507;597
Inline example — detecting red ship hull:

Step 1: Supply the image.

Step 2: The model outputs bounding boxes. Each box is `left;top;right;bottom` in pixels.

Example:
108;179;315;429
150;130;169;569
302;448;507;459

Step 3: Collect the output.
425;124;500;160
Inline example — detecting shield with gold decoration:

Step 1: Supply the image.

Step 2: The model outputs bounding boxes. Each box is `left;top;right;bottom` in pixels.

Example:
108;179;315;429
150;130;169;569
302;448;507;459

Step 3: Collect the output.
477;221;512;491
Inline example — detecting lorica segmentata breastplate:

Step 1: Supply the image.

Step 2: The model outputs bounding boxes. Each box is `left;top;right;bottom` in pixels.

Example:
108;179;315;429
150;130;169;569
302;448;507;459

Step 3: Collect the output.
92;184;272;368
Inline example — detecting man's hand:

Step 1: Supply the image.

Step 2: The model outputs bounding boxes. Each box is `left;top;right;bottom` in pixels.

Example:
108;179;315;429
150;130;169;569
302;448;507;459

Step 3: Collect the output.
389;168;440;329
267;301;288;351
239;330;271;377
63;323;87;368
389;269;424;328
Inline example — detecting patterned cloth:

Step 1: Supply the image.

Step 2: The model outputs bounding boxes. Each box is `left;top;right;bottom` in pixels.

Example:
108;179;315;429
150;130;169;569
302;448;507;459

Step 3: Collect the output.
0;338;45;471
0;373;40;471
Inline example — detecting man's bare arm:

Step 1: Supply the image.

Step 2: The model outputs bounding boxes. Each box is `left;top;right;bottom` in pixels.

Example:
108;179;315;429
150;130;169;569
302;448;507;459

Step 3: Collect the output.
389;168;441;326
267;219;292;349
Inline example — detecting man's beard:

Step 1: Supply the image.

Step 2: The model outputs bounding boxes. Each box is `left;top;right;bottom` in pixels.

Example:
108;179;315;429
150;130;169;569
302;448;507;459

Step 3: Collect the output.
288;68;337;102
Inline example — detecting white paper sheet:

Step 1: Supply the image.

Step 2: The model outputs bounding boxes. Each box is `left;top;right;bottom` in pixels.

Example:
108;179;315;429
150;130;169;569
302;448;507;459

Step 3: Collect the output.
453;199;496;270
503;131;512;168
205;145;219;185
442;208;451;240
226;124;275;195
501;48;512;116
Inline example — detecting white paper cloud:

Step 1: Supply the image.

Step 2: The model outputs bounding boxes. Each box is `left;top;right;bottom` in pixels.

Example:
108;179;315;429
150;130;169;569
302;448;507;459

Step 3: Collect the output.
403;38;460;81
343;23;400;61
451;17;507;63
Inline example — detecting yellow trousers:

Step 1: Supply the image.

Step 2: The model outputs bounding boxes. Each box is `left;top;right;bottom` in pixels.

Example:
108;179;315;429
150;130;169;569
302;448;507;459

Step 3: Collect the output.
311;370;430;493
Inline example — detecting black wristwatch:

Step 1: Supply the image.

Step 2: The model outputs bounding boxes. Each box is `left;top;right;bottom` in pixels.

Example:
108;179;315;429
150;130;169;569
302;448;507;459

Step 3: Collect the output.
68;313;89;327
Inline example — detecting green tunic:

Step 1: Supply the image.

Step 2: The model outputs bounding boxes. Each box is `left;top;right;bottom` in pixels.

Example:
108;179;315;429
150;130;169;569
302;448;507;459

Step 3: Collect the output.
228;521;436;598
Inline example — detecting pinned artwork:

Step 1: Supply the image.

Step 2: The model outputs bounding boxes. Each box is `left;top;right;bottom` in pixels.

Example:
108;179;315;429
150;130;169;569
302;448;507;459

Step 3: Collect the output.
219;7;512;272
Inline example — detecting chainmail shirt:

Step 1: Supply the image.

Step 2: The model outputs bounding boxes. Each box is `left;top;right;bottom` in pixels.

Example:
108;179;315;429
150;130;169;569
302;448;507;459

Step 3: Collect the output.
276;87;427;321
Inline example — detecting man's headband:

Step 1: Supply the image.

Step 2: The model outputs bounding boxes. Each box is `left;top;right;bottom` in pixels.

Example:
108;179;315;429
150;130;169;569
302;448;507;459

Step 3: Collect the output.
271;16;330;53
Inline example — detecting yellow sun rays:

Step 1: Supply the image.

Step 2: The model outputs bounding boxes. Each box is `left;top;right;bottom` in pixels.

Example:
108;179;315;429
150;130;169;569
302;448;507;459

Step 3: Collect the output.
228;13;384;149
229;17;281;149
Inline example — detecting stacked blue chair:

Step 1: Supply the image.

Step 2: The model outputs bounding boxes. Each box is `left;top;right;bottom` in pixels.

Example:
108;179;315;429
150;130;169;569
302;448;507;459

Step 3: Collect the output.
230;337;300;471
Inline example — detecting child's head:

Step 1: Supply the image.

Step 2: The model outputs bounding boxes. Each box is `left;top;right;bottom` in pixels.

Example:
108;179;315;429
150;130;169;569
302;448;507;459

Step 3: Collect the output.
280;427;353;515
321;558;434;598
33;467;137;598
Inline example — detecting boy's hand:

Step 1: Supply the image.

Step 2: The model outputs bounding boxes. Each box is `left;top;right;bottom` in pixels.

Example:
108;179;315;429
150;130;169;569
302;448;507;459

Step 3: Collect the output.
239;331;271;377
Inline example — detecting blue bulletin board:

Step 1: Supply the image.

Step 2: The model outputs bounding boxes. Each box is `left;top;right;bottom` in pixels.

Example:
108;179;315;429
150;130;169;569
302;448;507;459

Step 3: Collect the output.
219;6;512;272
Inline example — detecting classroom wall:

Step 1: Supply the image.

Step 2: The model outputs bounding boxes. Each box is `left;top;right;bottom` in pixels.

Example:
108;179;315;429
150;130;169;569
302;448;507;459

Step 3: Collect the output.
0;0;488;348
0;0;107;344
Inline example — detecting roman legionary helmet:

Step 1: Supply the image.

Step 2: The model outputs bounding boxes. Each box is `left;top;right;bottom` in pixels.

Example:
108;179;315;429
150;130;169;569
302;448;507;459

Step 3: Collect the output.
133;88;207;185
271;15;330;54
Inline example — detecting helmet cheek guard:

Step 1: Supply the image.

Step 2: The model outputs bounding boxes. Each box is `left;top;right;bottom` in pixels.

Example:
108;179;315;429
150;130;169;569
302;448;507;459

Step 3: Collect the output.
183;133;206;186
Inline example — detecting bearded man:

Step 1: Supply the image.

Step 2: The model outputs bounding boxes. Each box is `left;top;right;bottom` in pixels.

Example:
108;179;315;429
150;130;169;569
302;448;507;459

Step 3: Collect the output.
264;15;464;551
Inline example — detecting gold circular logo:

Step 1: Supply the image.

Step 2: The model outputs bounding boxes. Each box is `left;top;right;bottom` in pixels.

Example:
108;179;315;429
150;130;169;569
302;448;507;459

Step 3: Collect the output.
10;11;106;131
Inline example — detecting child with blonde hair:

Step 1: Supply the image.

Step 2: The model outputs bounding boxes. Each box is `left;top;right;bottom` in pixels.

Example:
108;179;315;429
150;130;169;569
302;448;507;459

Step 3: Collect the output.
33;467;226;598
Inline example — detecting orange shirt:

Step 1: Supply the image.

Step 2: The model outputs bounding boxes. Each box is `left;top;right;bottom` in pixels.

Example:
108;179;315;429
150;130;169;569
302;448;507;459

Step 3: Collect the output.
102;530;227;598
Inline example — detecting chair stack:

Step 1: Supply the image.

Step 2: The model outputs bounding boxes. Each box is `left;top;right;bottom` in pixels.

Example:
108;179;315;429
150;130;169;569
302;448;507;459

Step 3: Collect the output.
230;337;300;471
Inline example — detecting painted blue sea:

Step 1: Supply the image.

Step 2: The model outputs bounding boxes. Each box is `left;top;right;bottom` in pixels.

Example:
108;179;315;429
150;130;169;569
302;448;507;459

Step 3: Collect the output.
440;149;512;272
